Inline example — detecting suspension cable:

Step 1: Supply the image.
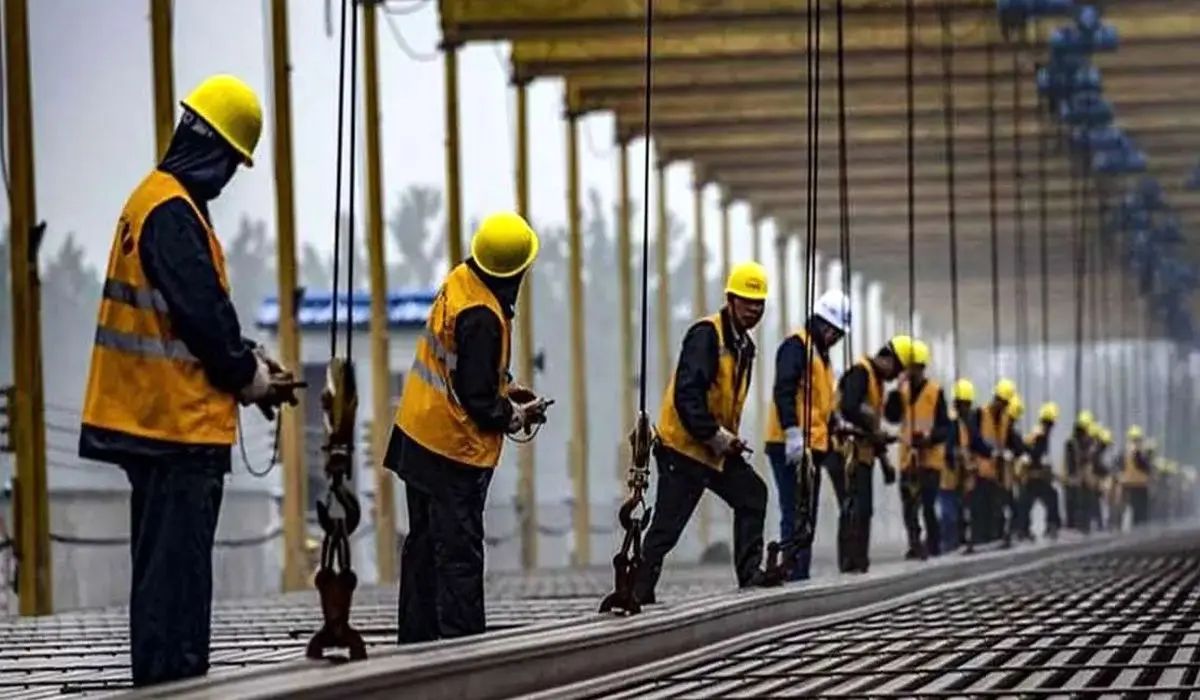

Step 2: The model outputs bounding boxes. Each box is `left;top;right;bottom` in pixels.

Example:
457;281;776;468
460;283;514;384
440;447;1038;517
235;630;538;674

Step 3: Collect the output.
1036;66;1050;400
836;0;852;370
635;0;654;415
1071;151;1085;416
938;0;960;380
801;0;822;446
344;0;360;361
329;0;350;359
1097;185;1114;426
1011;41;1028;398
986;38;1001;384
905;0;916;338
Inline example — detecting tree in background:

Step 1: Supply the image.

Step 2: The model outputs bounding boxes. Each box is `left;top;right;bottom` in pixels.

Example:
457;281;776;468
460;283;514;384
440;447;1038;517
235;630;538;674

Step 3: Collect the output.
226;216;275;321
388;185;444;289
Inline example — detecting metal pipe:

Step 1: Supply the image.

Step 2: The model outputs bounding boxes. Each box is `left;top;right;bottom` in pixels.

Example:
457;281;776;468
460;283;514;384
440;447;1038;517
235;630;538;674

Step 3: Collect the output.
149;0;174;160
657;160;671;395
617;138;634;493
6;0;51;615
776;233;790;342
361;0;396;584
514;78;537;571
566;113;590;567
269;0;308;593
443;44;463;267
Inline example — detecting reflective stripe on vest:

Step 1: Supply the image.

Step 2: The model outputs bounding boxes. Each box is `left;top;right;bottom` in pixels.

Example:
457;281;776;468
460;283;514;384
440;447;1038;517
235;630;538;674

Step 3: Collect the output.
764;329;834;451
81;169;237;446
658;313;752;471
898;379;946;471
396;263;511;468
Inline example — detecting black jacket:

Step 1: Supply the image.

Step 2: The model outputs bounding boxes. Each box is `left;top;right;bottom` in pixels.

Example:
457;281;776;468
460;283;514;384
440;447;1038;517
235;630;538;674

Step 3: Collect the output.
672;308;754;442
771;319;831;433
838;362;879;432
80;117;254;470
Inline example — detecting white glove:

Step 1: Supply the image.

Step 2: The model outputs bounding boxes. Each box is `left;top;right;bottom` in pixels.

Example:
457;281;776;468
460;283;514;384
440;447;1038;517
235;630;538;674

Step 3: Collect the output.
507;398;545;433
784;427;806;465
238;356;271;404
704;428;738;456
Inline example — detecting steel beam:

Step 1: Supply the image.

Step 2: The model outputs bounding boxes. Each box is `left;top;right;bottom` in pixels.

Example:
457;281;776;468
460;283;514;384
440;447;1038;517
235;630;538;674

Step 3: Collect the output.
443;44;464;267
616;138;633;494
149;0;174;160
657;160;671;396
514;79;537;572
566;114;590;568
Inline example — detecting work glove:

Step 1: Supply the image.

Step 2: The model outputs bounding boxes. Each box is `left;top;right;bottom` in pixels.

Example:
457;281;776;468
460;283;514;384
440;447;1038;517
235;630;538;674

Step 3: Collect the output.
508;397;549;433
507;382;539;405
238;356;272;405
784;427;806;465
705;428;747;458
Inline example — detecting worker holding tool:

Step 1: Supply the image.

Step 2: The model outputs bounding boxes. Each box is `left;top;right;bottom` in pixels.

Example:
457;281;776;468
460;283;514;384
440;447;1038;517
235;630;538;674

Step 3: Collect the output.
1013;402;1061;541
763;289;851;581
79;76;299;687
389;212;548;643
944;379;993;553
832;335;912;573
1120;425;1153;527
1063;410;1094;532
968;379;1024;546
634;262;774;603
884;339;950;560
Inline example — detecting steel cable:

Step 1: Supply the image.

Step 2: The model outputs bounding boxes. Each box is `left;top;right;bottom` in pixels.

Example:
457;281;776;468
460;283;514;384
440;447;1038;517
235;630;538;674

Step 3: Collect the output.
986;39;1001;384
836;0;852;371
800;0;822;445
938;1;960;380
635;0;654;414
1010;43;1029;399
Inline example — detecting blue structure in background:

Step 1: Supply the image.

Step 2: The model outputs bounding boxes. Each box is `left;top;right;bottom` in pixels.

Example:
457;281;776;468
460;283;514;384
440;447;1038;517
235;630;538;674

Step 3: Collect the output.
255;290;435;332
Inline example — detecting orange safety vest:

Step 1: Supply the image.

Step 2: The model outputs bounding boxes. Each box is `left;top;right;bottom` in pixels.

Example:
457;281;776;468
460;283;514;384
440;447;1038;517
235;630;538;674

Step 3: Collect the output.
81;170;237;445
1122;446;1149;487
658;313;752;471
976;405;1012;481
845;356;883;464
765;329;835;451
897;379;946;471
941;417;971;491
396;263;512;468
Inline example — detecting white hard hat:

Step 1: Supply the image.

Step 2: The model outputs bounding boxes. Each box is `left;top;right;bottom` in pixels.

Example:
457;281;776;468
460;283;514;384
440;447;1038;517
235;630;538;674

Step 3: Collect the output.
813;289;851;332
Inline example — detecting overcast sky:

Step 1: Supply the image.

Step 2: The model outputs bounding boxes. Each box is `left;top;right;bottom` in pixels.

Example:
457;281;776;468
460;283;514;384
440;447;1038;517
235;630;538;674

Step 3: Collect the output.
7;0;769;291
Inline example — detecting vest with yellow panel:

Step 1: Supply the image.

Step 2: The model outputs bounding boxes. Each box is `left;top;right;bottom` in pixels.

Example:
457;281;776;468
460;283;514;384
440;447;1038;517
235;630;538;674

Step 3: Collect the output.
396;263;512;468
82;170;237;445
845;356;884;464
897;379;946;472
765;329;835;452
658;313;752;471
975;405;1012;481
941;417;970;491
1122;447;1149;487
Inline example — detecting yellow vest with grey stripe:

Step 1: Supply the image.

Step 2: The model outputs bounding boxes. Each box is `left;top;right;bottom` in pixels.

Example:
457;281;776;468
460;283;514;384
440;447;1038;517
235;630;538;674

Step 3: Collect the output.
82;170;237;445
396;263;512;468
657;313;751;471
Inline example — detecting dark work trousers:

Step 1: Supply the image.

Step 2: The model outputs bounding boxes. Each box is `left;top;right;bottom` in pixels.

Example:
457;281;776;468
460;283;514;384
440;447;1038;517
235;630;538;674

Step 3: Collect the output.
1127;485;1149;526
1017;478;1061;537
122;460;225;687
969;478;1003;544
899;467;942;556
937;489;961;553
766;444;827;580
635;447;767;601
1065;485;1083;531
394;436;494;644
827;455;874;573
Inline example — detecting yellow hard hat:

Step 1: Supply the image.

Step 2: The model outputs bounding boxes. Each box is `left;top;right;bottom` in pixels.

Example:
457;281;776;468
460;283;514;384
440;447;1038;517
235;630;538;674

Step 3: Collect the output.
1007;394;1024;420
994;378;1017;402
1099;428;1112;445
1127;424;1144;440
725;261;769;300
888;334;916;367
1087;422;1101;438
911;340;931;366
181;74;263;165
471;211;540;277
1038;402;1059;422
952;378;975;403
1077;410;1094;428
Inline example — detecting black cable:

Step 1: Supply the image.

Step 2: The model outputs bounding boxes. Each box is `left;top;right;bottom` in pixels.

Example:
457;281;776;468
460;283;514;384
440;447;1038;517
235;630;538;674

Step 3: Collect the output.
986;39;1000;384
1071;154;1085;416
329;0;349;359
800;0;822;446
836;0;852;371
1097;186;1114;426
939;1;960;380
1037;79;1050;399
345;0;360;361
1011;43;1028;398
905;0;916;337
636;0;654;414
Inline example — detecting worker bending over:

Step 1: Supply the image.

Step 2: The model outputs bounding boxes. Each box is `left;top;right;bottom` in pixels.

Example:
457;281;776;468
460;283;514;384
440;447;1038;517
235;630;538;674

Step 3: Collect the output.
945;380;993;552
389;213;549;643
833;336;911;573
969;380;1025;546
80;76;298;686
1014;402;1061;541
1120;425;1153;527
884;340;950;560
635;263;774;602
764;289;851;581
1063;411;1094;531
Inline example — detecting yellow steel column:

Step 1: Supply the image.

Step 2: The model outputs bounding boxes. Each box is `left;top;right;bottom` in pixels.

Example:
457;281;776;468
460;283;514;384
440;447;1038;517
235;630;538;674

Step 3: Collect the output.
656;160;671;395
149;0;174;159
6;0;51;615
752;215;766;474
443;43;463;267
362;0;397;584
776;233;790;342
617;138;634;493
269;0;309;593
514;78;537;571
566;113;591;567
720;197;732;288
691;178;710;549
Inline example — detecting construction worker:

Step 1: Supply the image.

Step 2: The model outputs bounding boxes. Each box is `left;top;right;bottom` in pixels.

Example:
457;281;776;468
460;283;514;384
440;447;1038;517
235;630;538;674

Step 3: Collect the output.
764;289;851;581
1003;395;1025;541
1063;411;1094;532
969;379;1024;546
79;76;297;686
389;212;548;643
1014;402;1061;540
635;262;773;602
832;335;912;573
1086;425;1113;532
943;379;993;552
884;339;949;559
1120;425;1153;527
